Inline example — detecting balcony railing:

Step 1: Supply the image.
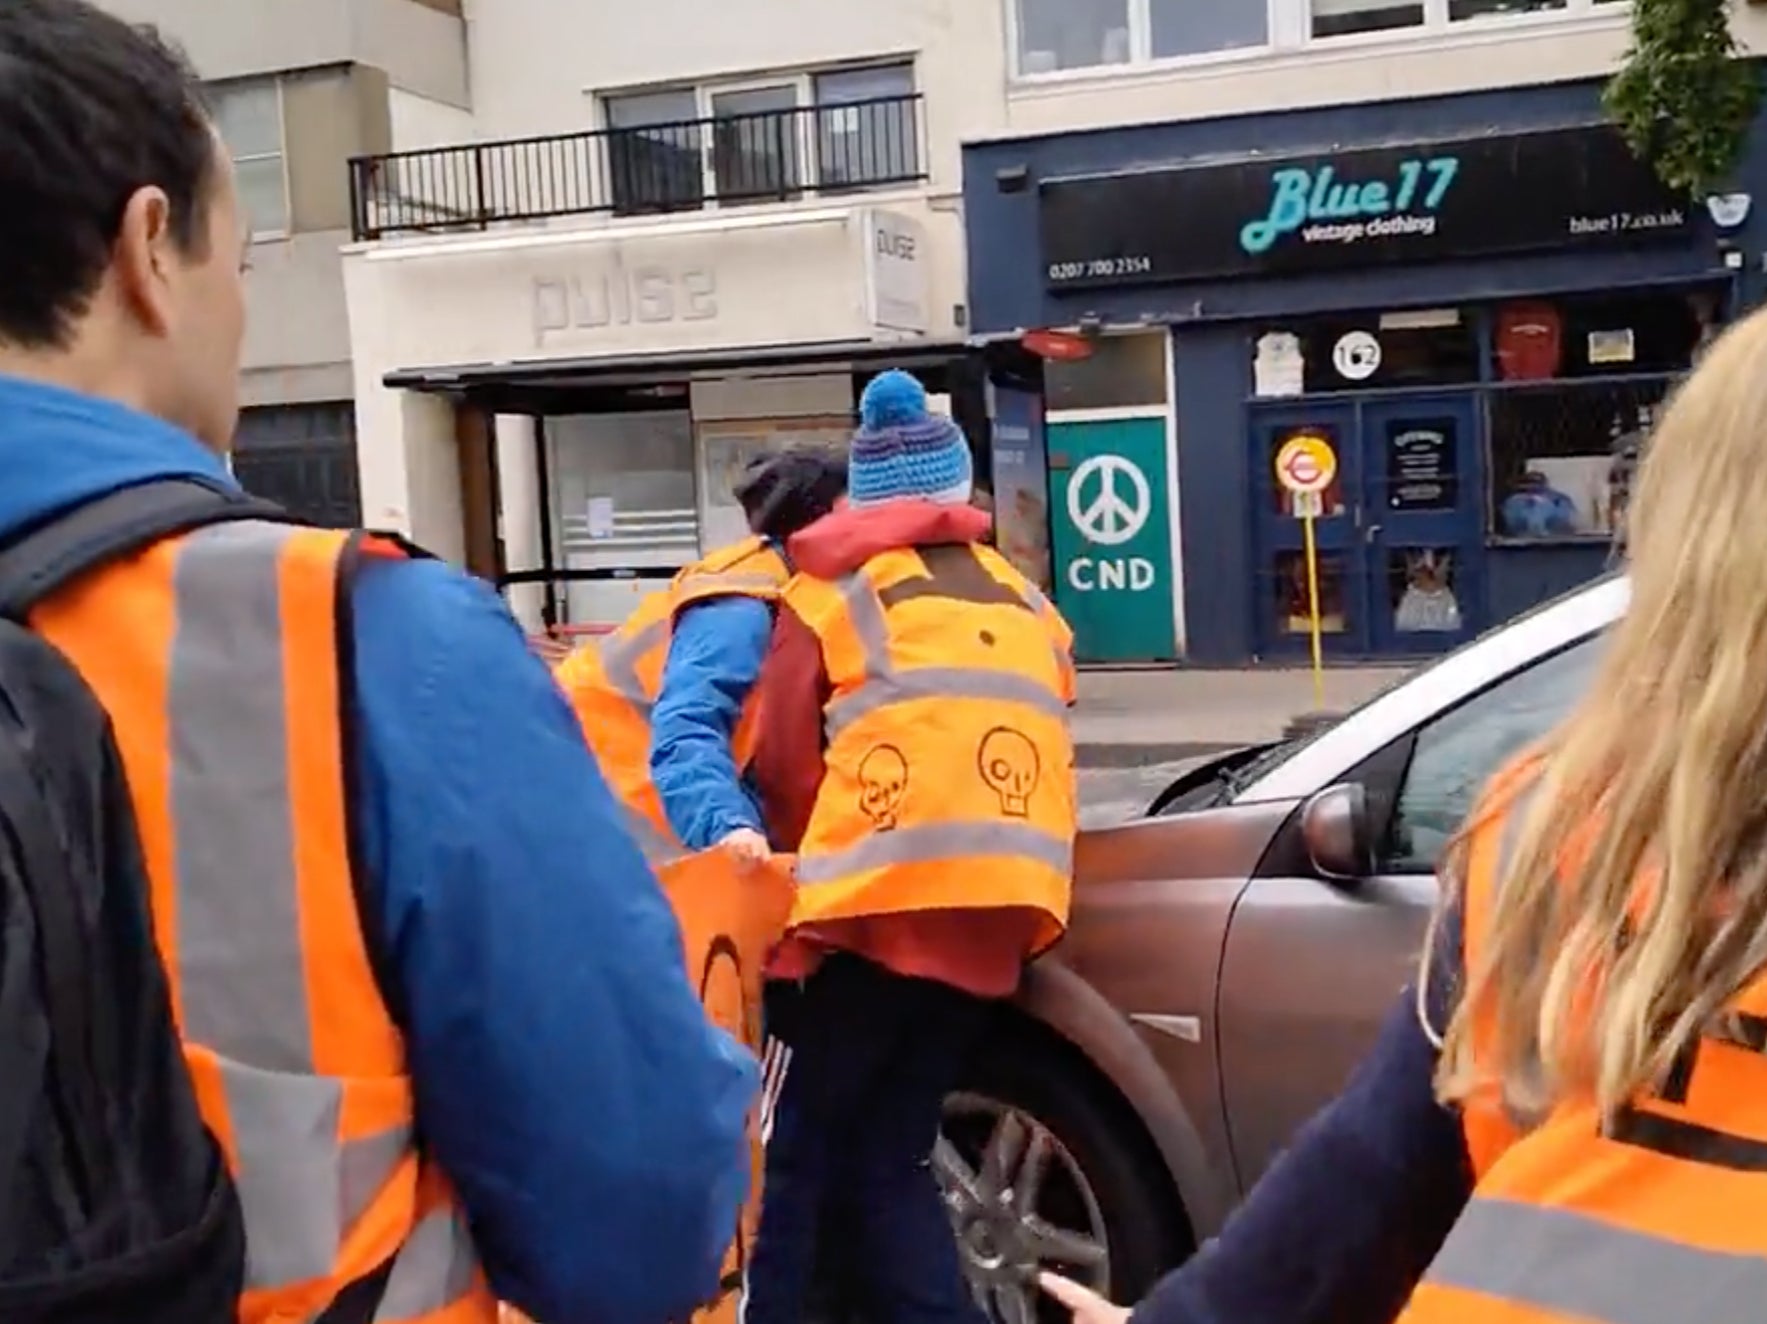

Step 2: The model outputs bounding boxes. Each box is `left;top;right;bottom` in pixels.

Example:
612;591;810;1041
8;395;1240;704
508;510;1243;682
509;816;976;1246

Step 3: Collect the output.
349;93;926;241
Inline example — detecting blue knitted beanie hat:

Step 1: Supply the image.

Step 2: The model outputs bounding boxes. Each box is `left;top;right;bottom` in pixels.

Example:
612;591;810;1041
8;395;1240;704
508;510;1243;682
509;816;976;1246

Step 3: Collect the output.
848;370;974;507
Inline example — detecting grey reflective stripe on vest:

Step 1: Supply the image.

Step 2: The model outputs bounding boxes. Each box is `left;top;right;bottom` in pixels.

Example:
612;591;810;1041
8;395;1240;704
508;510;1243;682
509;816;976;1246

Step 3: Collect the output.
826;667;1068;740
1424;1197;1767;1324
826;570;1065;738
168;522;474;1306
796;820;1072;884
600;617;668;719
625;802;688;867
374;1204;481;1320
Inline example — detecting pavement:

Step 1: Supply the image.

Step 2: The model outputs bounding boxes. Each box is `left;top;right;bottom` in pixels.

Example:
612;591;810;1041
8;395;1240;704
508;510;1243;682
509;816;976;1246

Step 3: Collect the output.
1072;664;1409;767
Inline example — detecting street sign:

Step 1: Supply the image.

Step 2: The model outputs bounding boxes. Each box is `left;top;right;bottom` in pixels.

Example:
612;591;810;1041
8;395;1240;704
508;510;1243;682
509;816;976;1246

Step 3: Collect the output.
1274;432;1338;496
1271;431;1338;707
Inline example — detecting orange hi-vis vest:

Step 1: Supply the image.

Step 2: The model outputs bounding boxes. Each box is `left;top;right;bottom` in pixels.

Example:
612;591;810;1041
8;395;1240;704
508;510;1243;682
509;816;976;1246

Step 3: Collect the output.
29;519;495;1324
1399;759;1767;1324
556;536;789;863
784;541;1077;947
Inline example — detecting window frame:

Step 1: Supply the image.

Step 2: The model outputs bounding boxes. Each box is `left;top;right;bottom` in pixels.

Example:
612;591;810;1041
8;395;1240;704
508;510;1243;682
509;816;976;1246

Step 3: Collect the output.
1005;0;1627;82
598;60;920;213
208;76;290;242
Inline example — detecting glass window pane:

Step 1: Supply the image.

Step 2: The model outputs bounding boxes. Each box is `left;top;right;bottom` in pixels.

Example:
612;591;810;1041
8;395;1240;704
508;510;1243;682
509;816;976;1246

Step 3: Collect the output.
1310;0;1423;37
1017;0;1131;73
814;64;913;104
1387;547;1463;634
1274;551;1350;636
1384;636;1600;871
815;65;918;190
711;85;800;200
210;80;281;158
605;90;698;129
605;90;703;215
1044;333;1168;410
234;155;288;235
1450;0;1566;18
1150;0;1267;58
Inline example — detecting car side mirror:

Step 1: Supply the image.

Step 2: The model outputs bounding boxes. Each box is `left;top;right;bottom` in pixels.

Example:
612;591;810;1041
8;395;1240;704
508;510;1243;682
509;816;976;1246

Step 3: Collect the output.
1301;783;1375;882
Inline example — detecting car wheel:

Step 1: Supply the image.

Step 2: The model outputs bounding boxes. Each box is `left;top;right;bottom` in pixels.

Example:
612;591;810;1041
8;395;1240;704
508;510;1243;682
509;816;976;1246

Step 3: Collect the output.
936;1034;1189;1324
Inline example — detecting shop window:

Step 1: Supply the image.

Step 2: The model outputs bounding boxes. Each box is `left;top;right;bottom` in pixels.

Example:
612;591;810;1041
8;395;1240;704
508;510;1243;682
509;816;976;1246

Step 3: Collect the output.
1252;310;1478;396
1045;332;1168;411
1388;548;1463;635
1493;288;1716;381
1272;551;1350;637
1487;378;1669;541
1450;0;1565;17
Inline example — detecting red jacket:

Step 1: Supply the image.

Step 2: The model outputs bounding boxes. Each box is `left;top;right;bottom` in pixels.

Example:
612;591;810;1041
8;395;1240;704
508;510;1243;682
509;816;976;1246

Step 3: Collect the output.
753;499;1045;998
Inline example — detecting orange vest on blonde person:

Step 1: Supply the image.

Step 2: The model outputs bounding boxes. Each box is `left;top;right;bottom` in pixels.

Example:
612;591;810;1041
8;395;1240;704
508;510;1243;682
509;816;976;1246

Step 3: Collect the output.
763;520;1078;997
30;511;495;1324
555;535;789;862
1399;760;1767;1324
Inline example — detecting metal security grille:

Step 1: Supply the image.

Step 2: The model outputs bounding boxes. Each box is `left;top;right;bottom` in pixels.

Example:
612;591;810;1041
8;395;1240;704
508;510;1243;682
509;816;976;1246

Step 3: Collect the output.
231;403;361;529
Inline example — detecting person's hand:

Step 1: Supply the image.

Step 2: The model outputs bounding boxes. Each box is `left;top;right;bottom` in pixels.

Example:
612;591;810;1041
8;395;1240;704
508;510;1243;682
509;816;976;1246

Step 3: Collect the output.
1039;1273;1132;1324
718;827;772;868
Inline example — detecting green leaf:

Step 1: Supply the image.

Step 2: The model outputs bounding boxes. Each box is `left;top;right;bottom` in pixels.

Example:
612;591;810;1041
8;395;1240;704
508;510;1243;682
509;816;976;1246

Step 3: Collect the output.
1603;0;1760;195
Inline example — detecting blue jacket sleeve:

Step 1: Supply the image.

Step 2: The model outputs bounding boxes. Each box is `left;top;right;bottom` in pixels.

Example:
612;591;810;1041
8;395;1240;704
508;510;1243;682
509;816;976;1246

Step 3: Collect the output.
649;595;773;849
1130;909;1469;1324
346;557;757;1324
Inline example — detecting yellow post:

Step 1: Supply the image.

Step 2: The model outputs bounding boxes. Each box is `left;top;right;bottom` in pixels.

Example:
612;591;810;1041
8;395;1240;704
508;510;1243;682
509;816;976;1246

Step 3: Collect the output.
1301;511;1324;709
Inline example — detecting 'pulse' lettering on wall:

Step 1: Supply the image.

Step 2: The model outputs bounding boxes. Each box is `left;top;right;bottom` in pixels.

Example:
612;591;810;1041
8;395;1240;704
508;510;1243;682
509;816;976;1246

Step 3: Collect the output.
531;259;718;345
1239;157;1460;255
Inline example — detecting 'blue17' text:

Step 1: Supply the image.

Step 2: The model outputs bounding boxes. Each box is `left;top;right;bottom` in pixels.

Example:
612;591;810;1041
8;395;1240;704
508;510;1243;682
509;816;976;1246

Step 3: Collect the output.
1239;156;1461;255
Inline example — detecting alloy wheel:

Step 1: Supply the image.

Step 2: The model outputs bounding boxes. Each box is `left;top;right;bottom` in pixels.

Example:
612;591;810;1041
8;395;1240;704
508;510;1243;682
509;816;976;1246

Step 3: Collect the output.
934;1091;1111;1324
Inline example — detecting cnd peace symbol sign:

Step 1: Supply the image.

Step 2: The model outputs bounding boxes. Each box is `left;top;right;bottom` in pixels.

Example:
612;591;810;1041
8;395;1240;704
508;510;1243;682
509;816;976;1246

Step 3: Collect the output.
1067;453;1152;547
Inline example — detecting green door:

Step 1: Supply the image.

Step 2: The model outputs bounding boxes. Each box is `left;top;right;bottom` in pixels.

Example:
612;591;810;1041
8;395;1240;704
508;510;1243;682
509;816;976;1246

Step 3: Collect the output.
1048;416;1177;663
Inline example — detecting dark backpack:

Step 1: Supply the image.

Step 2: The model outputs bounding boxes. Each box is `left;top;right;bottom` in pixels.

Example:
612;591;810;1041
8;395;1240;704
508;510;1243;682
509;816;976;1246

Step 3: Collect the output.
0;479;390;1324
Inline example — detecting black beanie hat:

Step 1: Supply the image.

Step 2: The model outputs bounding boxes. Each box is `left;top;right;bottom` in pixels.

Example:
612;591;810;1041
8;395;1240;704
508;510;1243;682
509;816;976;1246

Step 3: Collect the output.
736;446;847;542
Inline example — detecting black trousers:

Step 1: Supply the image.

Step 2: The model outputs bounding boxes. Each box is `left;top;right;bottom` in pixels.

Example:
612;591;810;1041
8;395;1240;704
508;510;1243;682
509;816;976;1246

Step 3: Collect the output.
747;956;988;1324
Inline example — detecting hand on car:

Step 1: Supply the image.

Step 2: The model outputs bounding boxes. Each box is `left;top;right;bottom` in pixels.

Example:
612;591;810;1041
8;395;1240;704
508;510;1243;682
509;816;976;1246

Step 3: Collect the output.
1039;1272;1131;1324
718;827;772;868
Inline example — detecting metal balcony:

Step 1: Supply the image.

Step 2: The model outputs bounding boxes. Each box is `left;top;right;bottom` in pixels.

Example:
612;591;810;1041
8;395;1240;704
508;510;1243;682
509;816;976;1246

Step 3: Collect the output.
349;93;926;241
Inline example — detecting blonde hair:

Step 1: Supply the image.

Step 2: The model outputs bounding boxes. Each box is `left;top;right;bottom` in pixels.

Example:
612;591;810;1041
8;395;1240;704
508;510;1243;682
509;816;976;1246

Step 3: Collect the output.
1425;302;1767;1123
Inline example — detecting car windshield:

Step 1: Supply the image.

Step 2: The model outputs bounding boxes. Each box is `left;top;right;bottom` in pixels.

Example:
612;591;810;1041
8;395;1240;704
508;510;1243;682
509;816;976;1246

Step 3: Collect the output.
1221;571;1622;802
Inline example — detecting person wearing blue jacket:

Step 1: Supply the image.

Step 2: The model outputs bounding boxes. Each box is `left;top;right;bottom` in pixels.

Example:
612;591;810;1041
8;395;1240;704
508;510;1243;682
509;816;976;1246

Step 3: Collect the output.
0;6;752;1320
650;449;845;858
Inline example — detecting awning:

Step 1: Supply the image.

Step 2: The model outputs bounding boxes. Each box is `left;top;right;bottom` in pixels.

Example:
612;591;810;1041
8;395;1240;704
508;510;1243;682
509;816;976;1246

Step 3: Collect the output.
384;336;977;395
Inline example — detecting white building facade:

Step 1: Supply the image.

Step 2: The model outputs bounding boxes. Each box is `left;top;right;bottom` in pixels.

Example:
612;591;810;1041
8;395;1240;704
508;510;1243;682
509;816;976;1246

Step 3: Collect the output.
342;0;1018;632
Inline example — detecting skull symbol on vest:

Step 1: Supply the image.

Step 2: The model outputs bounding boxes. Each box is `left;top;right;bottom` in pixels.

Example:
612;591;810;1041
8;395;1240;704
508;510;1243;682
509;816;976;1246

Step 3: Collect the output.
858;744;909;831
979;727;1040;818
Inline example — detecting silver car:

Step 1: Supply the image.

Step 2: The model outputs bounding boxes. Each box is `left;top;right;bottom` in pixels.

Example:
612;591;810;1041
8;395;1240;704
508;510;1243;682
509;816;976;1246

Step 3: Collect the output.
937;576;1628;1324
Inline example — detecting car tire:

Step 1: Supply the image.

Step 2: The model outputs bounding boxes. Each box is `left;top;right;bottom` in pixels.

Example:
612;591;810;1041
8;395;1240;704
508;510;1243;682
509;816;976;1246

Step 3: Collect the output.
953;1019;1193;1303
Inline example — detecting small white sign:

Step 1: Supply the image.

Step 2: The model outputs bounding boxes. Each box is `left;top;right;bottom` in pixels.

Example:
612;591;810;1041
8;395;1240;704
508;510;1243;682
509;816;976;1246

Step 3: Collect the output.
1254;332;1305;397
1332;330;1382;381
586;496;616;539
864;209;929;335
1293;491;1325;519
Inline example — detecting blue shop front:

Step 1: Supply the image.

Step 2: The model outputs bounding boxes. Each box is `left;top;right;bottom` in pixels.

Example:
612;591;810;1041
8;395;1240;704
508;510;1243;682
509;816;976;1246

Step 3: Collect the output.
964;77;1767;666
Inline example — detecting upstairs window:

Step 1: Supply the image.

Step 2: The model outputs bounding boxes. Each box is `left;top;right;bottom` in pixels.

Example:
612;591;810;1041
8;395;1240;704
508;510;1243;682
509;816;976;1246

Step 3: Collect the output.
209;78;288;237
602;63;920;216
1011;0;1625;75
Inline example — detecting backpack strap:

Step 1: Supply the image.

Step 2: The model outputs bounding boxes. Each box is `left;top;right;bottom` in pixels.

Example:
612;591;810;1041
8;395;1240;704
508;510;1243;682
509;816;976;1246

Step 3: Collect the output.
0;478;293;622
